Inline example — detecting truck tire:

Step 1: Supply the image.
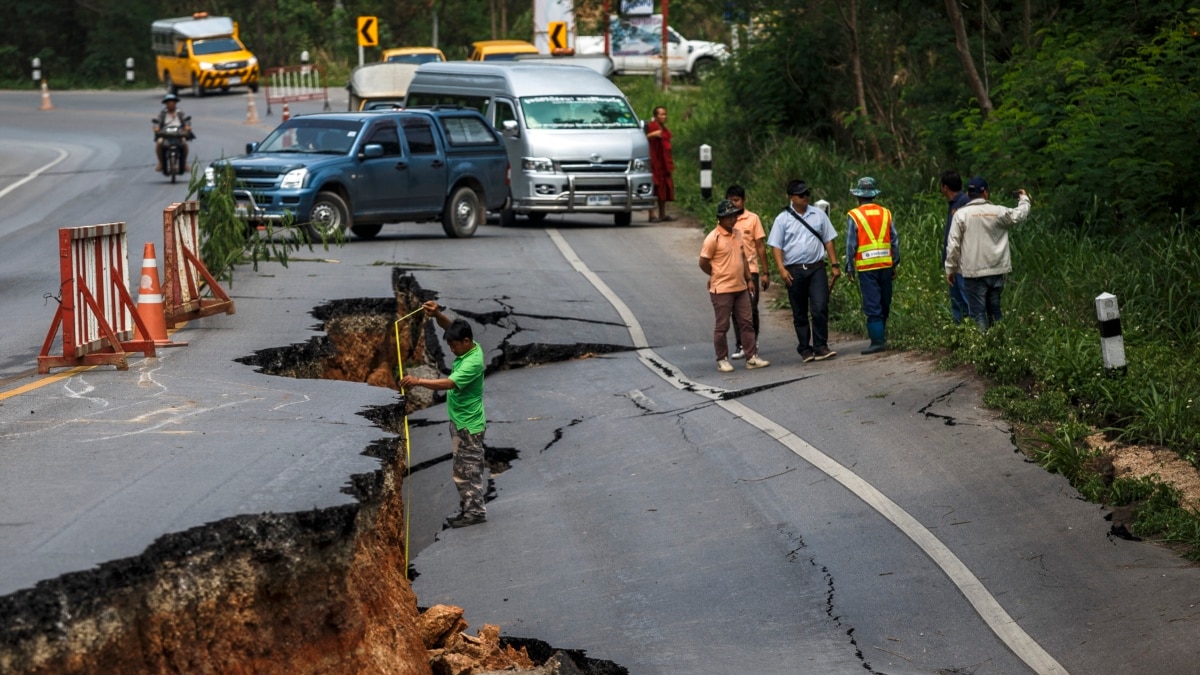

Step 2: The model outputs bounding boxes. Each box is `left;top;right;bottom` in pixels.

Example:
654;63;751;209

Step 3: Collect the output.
691;58;718;82
351;224;383;240
613;212;632;227
442;186;483;238
164;73;177;95
304;191;351;242
191;74;205;98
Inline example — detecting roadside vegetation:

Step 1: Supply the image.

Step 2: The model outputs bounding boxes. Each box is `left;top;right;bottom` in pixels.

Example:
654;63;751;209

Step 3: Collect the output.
617;3;1200;557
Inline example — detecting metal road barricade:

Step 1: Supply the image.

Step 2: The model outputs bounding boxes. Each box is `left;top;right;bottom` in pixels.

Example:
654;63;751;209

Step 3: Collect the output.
161;201;235;328
38;223;156;373
263;64;331;115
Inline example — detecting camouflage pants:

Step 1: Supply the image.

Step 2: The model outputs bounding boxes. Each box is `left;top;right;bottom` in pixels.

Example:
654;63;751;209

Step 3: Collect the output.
450;423;486;518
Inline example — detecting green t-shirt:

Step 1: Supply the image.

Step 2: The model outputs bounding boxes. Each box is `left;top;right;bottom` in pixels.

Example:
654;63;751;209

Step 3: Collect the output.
447;342;485;434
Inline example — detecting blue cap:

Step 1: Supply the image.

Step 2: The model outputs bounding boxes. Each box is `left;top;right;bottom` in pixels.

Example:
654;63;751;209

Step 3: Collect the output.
966;175;988;194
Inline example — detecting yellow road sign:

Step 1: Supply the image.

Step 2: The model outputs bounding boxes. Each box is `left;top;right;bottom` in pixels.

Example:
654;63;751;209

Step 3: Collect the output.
549;21;567;51
357;16;378;48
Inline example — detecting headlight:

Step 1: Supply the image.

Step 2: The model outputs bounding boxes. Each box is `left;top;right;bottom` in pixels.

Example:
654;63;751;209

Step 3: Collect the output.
632;157;650;172
248;56;258;66
280;168;308;189
204;166;215;188
198;61;214;70
522;157;554;173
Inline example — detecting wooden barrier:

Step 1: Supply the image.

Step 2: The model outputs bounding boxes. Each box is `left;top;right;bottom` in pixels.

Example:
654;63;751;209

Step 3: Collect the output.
38;223;156;373
161;201;235;328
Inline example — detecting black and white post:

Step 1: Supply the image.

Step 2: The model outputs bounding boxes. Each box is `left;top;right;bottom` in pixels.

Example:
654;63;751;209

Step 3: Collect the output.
125;58;135;84
699;144;712;201
1095;292;1127;375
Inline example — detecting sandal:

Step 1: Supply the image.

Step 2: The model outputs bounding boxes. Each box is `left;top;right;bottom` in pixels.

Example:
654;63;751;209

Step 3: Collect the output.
660;215;676;222
649;215;661;223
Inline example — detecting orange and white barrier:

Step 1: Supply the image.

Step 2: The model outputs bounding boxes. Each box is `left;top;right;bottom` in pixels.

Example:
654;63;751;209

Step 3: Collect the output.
161;201;235;327
264;64;330;116
38;223;155;373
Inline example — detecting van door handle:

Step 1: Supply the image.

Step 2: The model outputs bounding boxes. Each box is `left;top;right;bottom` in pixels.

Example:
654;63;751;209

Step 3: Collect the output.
394;161;407;170
431;160;444;168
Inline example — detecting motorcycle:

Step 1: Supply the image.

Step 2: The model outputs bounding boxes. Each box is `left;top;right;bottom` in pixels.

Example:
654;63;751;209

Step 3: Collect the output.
154;120;191;183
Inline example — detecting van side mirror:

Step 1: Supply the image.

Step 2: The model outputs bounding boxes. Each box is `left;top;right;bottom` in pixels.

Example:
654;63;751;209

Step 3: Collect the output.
501;119;519;138
246;142;259;154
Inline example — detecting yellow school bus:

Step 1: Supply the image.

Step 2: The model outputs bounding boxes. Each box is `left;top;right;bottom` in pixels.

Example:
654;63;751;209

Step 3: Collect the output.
152;12;259;97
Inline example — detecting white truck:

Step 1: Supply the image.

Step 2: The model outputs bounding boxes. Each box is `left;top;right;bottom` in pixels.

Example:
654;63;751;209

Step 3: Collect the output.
576;15;728;80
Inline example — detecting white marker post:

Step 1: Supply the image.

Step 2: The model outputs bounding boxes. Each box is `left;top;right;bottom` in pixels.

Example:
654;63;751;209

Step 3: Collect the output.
1095;292;1127;375
699;144;712;201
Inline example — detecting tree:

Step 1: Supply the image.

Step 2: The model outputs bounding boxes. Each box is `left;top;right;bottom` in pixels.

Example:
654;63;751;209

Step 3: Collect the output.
945;0;994;116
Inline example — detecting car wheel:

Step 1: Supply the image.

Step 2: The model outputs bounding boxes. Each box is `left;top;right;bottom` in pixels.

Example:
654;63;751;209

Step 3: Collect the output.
164;73;177;95
351;224;383;240
692;58;718;82
304;191;351;242
526;212;547;226
614;212;633;227
192;74;205;98
442;186;483;238
249;82;260;93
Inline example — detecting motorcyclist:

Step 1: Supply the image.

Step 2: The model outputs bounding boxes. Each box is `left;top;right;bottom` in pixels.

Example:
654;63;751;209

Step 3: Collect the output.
153;93;192;172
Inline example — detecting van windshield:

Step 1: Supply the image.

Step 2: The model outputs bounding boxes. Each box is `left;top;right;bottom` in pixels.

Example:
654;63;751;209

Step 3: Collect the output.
192;38;244;56
520;95;639;130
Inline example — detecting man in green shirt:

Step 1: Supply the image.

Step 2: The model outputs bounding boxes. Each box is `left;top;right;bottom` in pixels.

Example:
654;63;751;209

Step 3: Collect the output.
400;301;487;528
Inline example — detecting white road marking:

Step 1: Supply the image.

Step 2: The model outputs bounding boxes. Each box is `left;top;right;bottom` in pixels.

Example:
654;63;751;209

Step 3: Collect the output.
546;227;1068;675
0;147;70;200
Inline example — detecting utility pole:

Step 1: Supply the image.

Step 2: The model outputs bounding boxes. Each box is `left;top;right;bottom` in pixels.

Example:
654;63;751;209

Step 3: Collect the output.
660;0;669;91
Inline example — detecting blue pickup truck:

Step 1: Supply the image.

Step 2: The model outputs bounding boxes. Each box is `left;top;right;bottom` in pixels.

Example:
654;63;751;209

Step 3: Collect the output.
205;108;510;239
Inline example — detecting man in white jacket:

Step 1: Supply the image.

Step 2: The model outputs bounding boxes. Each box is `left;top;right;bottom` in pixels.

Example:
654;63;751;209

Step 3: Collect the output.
944;176;1031;332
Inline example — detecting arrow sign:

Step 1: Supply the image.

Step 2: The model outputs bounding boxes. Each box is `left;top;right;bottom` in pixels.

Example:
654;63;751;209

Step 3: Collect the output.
549;21;567;51
357;16;378;47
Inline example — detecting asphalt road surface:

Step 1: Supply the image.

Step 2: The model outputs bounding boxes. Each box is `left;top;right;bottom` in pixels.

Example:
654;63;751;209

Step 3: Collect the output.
1;89;1199;674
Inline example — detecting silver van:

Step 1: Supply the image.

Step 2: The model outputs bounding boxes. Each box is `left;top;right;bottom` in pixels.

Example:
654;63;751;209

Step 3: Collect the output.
405;62;656;226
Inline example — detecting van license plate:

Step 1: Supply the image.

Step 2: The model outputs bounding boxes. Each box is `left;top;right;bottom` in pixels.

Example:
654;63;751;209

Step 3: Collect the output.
229;76;242;85
586;195;611;206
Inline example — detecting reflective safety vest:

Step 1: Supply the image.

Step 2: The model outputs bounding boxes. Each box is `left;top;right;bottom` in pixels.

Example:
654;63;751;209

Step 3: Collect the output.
847;204;894;272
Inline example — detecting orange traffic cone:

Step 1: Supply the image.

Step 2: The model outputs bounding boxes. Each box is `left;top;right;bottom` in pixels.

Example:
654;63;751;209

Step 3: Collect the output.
281;101;290;122
133;242;186;347
39;80;54;111
245;91;260;124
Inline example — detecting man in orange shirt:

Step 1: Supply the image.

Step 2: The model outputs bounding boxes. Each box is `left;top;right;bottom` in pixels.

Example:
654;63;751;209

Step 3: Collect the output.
700;199;771;372
724;184;770;360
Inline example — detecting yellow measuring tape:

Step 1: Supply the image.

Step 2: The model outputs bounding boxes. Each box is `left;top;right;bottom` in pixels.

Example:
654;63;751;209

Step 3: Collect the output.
393;304;427;578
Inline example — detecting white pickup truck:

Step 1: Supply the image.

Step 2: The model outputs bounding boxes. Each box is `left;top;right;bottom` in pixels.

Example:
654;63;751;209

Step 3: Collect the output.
576;15;728;80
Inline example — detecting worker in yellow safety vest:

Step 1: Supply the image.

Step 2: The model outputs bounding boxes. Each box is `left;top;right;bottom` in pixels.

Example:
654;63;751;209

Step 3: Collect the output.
844;177;899;354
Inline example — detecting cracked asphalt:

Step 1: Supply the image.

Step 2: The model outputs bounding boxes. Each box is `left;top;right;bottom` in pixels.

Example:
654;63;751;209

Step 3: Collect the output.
4;91;1200;674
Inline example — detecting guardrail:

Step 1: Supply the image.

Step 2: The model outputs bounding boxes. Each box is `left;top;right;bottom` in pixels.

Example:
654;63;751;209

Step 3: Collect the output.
38;223;155;373
263;64;331;115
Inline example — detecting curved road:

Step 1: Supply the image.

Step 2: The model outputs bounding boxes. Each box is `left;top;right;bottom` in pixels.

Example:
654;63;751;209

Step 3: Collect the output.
1;90;1198;674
